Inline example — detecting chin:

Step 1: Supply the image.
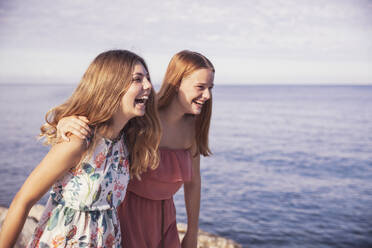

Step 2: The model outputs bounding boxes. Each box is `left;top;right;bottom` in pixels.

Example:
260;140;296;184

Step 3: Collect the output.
133;106;146;116
188;103;203;115
189;108;202;115
137;110;146;116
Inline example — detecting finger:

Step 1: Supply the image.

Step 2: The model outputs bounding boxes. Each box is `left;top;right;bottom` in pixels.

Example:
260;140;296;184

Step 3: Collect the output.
71;122;89;136
56;128;66;141
77;116;90;123
61;132;70;141
70;121;90;135
69;127;87;139
73;119;91;134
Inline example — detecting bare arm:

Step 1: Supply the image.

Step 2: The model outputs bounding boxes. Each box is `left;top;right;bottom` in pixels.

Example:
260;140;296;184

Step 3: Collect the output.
57;116;91;141
0;136;86;248
181;151;201;248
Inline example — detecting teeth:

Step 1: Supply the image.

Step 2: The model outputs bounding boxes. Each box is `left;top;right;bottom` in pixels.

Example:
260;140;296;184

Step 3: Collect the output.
135;95;148;100
136;95;148;101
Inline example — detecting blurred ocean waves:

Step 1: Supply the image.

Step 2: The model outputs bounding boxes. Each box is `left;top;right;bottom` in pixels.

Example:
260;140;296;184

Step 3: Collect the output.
1;84;371;247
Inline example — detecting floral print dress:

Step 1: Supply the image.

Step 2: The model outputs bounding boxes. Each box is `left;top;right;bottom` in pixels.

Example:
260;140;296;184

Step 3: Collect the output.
27;134;130;248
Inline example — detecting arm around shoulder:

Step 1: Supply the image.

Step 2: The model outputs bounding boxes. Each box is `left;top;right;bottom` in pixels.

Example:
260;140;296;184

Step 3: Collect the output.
0;135;86;247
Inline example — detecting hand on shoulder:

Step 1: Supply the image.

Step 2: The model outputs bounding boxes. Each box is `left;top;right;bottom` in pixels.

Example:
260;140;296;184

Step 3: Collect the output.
57;115;91;141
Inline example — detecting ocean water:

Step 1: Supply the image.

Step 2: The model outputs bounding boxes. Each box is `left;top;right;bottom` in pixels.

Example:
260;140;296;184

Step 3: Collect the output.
1;84;372;247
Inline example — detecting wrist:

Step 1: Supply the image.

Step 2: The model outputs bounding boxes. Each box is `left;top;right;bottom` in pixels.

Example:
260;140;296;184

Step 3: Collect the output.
185;227;198;236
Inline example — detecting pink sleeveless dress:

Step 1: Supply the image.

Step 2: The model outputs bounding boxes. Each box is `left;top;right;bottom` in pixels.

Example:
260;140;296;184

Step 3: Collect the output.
118;148;193;248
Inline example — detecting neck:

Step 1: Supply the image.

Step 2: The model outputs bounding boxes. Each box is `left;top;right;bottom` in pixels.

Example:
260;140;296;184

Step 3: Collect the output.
106;115;130;140
160;98;191;124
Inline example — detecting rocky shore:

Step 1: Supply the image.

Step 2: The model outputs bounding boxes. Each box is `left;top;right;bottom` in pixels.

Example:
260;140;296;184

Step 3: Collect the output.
0;204;241;248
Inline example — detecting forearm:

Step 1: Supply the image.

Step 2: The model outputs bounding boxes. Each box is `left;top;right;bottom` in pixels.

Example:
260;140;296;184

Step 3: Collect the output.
183;174;201;235
0;195;33;247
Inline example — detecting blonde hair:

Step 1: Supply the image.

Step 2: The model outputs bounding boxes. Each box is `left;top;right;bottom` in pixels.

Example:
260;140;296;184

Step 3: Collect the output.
40;50;161;178
157;50;215;156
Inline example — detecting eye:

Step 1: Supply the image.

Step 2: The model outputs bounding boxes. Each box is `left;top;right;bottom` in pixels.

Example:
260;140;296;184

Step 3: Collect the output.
132;77;142;82
197;85;204;90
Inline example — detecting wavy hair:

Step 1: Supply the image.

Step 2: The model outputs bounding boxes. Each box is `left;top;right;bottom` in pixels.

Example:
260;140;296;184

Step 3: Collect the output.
157;50;214;156
40;50;161;178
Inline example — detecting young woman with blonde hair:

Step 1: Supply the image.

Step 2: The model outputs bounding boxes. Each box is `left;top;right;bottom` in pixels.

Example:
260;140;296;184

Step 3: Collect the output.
0;50;161;247
57;50;215;247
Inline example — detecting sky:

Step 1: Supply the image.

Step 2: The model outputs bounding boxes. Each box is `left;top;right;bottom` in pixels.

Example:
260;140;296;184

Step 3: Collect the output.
0;0;371;85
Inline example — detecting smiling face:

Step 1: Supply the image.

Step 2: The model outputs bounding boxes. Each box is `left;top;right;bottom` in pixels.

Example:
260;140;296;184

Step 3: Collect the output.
177;68;214;115
116;62;152;121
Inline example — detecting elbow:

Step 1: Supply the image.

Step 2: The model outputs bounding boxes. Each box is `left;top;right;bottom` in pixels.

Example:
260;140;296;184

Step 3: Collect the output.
192;172;201;184
185;175;201;189
11;190;37;212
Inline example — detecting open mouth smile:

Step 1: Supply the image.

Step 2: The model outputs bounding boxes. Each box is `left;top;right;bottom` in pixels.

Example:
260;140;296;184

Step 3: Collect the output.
135;95;149;104
192;99;205;106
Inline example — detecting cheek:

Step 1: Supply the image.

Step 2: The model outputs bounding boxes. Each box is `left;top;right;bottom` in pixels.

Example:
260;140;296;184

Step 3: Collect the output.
178;93;192;106
179;87;197;102
121;93;133;108
124;87;138;102
187;91;199;102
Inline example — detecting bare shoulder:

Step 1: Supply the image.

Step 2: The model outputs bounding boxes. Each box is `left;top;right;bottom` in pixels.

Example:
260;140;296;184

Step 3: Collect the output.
41;134;88;173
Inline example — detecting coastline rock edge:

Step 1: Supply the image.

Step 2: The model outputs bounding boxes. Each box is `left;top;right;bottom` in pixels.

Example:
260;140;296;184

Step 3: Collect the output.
0;205;242;248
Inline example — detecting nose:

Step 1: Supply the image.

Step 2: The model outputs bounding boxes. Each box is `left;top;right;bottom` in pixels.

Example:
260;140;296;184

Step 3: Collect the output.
143;77;152;90
202;88;211;100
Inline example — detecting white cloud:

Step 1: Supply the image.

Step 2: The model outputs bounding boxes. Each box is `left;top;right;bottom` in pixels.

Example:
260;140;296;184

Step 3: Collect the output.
212;57;372;84
0;0;371;84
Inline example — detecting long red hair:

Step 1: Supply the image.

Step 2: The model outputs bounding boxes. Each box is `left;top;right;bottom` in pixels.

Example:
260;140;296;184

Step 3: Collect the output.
157;50;215;156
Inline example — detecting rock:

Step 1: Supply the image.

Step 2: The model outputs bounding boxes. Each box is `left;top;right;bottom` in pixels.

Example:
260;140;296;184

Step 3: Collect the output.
177;223;242;248
1;205;242;248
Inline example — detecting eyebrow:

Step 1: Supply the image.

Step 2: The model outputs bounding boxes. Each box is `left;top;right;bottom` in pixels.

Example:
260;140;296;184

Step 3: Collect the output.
132;72;149;77
197;82;214;87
